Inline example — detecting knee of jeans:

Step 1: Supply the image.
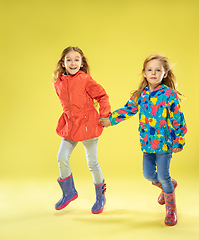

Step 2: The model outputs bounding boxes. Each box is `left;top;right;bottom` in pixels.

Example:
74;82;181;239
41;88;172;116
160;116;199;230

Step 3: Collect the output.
158;176;171;184
143;171;155;181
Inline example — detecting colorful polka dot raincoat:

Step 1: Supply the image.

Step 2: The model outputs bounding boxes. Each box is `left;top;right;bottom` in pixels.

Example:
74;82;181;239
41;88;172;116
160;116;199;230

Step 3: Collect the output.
110;84;187;153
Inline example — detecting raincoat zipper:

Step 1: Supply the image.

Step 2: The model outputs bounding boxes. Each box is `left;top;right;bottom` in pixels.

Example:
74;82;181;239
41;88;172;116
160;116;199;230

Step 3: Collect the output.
67;75;74;140
146;93;151;149
85;115;88;132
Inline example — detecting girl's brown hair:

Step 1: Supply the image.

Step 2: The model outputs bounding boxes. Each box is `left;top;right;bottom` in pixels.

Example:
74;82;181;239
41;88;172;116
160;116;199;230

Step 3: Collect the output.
53;46;90;82
132;54;183;102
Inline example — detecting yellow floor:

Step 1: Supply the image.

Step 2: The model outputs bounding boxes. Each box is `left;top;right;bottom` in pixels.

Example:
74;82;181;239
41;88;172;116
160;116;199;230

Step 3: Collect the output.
1;176;199;240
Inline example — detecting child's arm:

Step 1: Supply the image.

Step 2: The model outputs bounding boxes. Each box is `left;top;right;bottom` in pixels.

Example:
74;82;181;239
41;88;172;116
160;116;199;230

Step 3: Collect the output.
86;76;111;118
168;93;187;152
109;96;138;126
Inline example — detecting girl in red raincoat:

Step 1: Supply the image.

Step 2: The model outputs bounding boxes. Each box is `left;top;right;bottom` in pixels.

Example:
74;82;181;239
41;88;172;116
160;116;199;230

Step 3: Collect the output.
53;46;111;214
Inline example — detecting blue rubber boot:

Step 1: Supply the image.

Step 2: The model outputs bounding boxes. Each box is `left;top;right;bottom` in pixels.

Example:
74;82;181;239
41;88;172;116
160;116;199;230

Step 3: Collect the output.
55;174;78;210
91;181;106;214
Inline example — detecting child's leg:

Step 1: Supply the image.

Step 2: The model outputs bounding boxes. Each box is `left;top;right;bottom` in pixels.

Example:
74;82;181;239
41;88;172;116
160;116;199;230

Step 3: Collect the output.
82;137;106;214
57;138;78;179
82;137;103;184
156;152;177;226
143;153;159;183
55;138;78;210
156;152;174;194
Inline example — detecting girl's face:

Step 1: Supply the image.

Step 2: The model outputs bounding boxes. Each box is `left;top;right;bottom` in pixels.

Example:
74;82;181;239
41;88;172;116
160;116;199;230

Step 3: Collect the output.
63;50;83;75
143;59;168;92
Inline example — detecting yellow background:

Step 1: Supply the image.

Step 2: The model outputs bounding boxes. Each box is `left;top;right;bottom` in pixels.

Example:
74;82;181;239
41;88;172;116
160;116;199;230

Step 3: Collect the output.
0;0;199;239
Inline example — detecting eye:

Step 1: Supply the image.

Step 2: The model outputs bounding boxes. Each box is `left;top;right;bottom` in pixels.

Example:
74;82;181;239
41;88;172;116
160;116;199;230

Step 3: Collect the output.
66;59;71;62
147;69;152;71
75;59;80;62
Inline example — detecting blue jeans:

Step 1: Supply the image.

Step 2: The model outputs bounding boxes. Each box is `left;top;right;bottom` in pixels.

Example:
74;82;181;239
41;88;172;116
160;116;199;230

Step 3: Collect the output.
143;152;174;194
57;137;103;184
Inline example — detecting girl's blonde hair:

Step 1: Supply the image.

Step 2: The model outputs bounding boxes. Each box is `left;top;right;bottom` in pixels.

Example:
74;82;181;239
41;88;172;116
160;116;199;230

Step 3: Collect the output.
53;46;90;82
132;54;183;102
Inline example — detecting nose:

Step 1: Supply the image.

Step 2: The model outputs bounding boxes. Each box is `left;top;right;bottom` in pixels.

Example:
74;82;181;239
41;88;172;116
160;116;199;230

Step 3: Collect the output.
152;69;156;75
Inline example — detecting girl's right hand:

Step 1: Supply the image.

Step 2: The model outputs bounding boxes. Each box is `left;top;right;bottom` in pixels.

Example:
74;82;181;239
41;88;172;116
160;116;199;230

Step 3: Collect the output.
172;147;183;153
99;118;111;127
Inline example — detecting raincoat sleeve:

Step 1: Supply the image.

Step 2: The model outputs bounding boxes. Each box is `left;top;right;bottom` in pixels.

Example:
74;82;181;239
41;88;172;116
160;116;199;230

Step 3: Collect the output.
54;78;61;97
167;93;187;149
85;75;111;118
110;95;138;126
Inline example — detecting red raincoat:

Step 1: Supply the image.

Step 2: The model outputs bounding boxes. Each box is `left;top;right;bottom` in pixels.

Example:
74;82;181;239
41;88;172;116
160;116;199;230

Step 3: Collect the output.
54;71;111;141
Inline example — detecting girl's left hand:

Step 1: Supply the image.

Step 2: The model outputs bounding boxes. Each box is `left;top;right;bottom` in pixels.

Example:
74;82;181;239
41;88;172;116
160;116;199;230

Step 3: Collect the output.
99;118;111;127
173;148;183;153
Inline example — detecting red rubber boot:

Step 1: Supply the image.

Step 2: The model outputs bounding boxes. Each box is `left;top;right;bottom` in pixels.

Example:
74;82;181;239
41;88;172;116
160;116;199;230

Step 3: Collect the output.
152;179;178;205
164;191;177;226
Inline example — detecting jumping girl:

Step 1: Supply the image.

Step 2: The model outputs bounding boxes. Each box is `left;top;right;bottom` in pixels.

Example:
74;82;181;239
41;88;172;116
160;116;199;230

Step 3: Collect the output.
53;46;111;214
100;54;187;226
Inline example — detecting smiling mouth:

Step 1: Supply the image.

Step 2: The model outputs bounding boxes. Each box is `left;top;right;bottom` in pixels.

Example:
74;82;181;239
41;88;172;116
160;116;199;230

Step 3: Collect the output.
150;77;157;79
70;67;77;70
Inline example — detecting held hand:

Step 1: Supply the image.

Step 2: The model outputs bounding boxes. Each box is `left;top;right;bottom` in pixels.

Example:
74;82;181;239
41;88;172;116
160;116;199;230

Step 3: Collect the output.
172;147;183;153
99;118;111;127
